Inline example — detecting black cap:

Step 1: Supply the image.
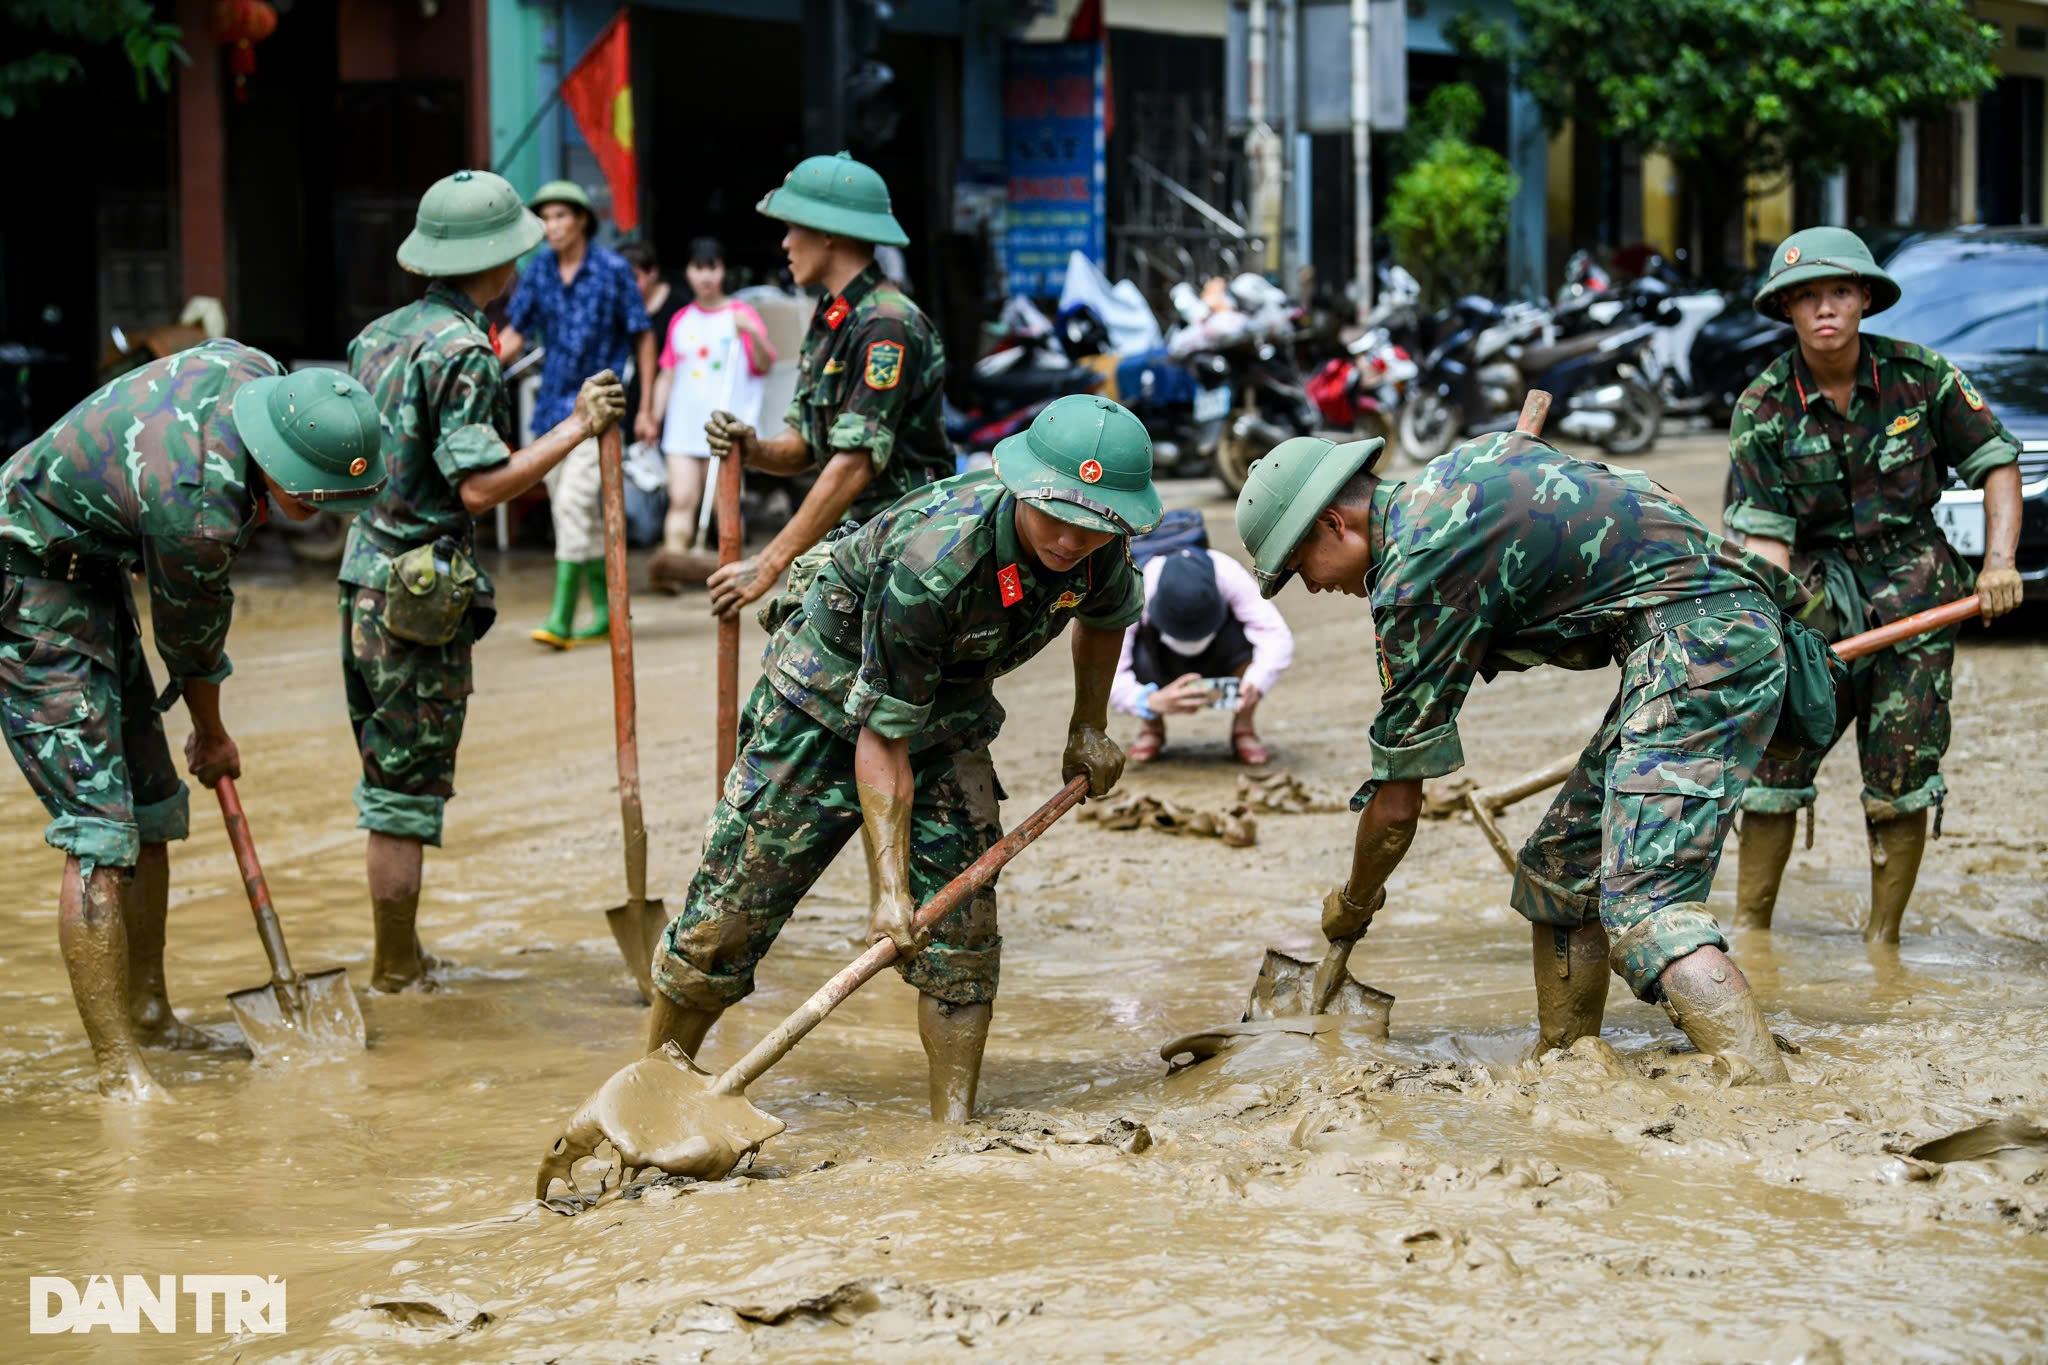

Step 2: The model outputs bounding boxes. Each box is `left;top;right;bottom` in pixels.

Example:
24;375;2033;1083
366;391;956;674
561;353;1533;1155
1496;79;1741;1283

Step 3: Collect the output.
1152;550;1228;641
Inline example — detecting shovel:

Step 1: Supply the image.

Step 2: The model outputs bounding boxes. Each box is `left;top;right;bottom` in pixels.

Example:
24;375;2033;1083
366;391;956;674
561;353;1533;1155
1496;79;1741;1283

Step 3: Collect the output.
537;776;1091;1200
1232;391;1560;1031
596;425;667;1002
713;412;742;784
215;776;367;1058
1464;592;1987;873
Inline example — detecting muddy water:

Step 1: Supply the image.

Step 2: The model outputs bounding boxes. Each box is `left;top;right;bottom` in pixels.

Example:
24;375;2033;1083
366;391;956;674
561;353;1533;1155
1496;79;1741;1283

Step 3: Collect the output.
4;438;2047;1359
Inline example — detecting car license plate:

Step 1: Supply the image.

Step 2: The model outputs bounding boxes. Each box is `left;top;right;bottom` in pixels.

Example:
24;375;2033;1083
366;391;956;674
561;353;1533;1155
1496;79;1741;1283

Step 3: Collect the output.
1194;385;1231;421
1933;499;1985;556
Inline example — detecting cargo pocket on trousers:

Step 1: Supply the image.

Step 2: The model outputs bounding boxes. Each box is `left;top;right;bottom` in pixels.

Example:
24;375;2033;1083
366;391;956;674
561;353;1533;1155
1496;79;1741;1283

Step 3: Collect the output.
1602;753;1726;881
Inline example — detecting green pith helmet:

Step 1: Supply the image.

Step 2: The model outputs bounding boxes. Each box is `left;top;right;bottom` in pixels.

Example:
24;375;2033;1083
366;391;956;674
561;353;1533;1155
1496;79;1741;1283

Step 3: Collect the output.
529;178;595;215
1753;226;1901;319
756;151;909;247
991;394;1162;536
230;369;387;515
1235;435;1388;598
397;169;546;278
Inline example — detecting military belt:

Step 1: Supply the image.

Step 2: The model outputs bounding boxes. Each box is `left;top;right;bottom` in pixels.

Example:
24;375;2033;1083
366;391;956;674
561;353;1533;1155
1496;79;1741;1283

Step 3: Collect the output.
0;542;126;590
1801;516;1938;566
354;520;470;560
1612;587;1774;653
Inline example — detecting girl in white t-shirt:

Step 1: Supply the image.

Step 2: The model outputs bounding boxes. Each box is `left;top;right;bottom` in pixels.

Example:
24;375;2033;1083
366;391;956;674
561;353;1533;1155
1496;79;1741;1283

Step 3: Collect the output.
650;237;775;568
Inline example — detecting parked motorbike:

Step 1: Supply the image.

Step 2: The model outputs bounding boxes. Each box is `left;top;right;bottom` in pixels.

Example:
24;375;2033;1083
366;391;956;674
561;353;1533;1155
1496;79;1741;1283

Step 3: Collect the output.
1399;296;1663;461
1689;290;1790;426
1304;327;1416;450
1554;252;1726;417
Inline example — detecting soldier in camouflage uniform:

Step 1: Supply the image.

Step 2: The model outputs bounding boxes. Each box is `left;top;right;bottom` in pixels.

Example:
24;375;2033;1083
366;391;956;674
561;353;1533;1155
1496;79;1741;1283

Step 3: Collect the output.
346;170;626;992
1726;227;2025;944
701;152;952;621
0;341;386;1097
1237;430;1810;1081
638;394;1160;1122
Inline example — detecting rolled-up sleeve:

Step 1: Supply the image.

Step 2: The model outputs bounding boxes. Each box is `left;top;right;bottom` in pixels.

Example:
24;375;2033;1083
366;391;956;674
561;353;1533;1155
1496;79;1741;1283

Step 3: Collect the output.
145;536;236;686
1212;552;1293;695
1076;552;1144;632
848;561;950;740
1353;602;1486;809
432;348;513;484
1934;362;2020;489
1722;402;1798;543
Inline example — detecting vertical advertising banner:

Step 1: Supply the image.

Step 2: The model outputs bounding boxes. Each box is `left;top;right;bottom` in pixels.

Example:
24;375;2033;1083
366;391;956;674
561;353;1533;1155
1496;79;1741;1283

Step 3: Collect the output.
1002;41;1106;297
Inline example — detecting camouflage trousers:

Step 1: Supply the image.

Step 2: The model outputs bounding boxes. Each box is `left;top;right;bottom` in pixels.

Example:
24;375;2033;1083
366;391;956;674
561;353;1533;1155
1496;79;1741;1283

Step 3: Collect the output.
1739;628;1953;825
1511;609;1786;1000
652;680;1004;1010
0;572;188;872
339;583;475;846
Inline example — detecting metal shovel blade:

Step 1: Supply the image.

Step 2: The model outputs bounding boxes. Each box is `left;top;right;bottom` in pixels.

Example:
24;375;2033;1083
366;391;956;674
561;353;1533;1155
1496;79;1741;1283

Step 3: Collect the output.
1243;948;1395;1035
226;966;367;1061
537;1042;786;1202
606;897;667;1004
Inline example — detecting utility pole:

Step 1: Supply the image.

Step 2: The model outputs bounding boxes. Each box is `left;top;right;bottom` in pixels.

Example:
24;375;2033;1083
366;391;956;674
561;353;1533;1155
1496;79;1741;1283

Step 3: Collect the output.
1351;0;1373;319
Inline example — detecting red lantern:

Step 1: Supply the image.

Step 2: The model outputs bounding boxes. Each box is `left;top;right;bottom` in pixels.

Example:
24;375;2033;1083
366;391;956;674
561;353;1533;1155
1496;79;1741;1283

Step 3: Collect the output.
211;0;278;102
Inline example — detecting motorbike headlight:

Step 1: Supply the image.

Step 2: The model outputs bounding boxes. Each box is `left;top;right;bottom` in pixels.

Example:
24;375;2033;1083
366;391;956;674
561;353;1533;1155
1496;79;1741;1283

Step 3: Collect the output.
1196;354;1230;385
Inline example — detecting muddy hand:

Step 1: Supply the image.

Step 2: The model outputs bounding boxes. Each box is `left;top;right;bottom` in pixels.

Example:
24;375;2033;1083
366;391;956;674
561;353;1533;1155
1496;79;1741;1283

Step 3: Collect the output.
536;1043;786;1199
183;728;241;788
707;554;773;619
573;370;626;438
867;890;926;958
705;410;756;461
1977;565;2023;619
1321;884;1385;943
1062;724;1124;798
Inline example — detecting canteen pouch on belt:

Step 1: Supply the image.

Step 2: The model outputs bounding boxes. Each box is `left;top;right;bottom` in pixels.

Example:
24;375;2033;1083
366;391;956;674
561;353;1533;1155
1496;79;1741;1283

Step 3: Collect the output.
756;521;860;635
384;537;478;646
1767;617;1846;760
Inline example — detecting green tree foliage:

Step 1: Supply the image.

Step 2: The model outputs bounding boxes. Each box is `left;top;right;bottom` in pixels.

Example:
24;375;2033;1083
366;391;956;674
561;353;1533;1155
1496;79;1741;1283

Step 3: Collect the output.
1457;0;1999;178
1383;85;1521;305
1;0;187;118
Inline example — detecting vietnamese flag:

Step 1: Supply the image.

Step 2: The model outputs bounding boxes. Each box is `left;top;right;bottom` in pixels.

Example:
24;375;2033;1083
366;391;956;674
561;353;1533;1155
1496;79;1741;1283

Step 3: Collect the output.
561;12;638;231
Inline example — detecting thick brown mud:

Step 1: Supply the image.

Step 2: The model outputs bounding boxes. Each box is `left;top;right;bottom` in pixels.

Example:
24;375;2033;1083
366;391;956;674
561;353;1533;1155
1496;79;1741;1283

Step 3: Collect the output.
4;434;2047;1358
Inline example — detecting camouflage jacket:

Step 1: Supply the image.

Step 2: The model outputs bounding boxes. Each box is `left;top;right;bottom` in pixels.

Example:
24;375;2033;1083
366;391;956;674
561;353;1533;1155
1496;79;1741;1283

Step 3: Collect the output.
1361;431;1805;793
341;282;513;591
786;263;952;523
1726;334;2017;631
768;470;1143;753
0;339;281;687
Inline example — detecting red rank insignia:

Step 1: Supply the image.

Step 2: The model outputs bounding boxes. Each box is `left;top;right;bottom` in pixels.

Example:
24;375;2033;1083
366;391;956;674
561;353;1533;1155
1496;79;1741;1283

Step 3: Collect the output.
997;564;1024;607
489;322;502;358
824;296;850;330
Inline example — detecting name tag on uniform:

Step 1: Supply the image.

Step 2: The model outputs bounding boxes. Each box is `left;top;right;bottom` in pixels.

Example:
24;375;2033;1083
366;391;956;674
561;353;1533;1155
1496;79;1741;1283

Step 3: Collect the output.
1885;412;1921;437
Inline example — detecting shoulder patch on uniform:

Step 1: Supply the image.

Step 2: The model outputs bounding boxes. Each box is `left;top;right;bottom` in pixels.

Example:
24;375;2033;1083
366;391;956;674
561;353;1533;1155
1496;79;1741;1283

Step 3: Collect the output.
1955;366;1985;411
864;340;904;391
1885;412;1922;437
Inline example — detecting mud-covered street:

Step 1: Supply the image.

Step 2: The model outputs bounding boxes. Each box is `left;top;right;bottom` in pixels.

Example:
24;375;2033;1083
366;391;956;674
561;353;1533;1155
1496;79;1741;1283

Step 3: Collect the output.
5;432;2046;1360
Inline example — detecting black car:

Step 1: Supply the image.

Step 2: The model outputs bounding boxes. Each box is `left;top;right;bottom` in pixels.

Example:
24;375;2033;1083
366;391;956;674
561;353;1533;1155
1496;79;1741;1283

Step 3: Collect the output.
1881;229;2048;599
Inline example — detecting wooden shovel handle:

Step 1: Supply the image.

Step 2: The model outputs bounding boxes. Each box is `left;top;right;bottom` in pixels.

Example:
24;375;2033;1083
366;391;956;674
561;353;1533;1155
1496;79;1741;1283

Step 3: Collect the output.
715;435;743;788
1516;390;1552;437
713;776;1092;1094
596;426;650;904
1835;594;1980;661
214;776;296;987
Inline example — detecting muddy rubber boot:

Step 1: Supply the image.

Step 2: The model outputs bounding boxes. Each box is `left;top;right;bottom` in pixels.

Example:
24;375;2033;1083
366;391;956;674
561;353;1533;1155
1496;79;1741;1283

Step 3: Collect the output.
645;993;722;1058
571;560;610;643
1733;811;1799;931
1657;945;1789;1084
1863;810;1929;946
531;559;580;649
1531;921;1610;1053
919;994;992;1123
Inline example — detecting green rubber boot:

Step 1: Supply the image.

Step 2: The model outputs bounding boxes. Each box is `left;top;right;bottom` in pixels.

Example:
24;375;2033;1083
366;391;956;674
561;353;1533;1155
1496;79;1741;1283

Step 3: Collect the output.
572;560;610;643
531;559;580;649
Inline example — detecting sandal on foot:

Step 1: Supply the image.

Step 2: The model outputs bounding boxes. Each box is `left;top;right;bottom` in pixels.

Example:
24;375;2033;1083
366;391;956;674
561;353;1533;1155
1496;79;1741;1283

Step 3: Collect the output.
1231;731;1271;766
1128;723;1166;763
